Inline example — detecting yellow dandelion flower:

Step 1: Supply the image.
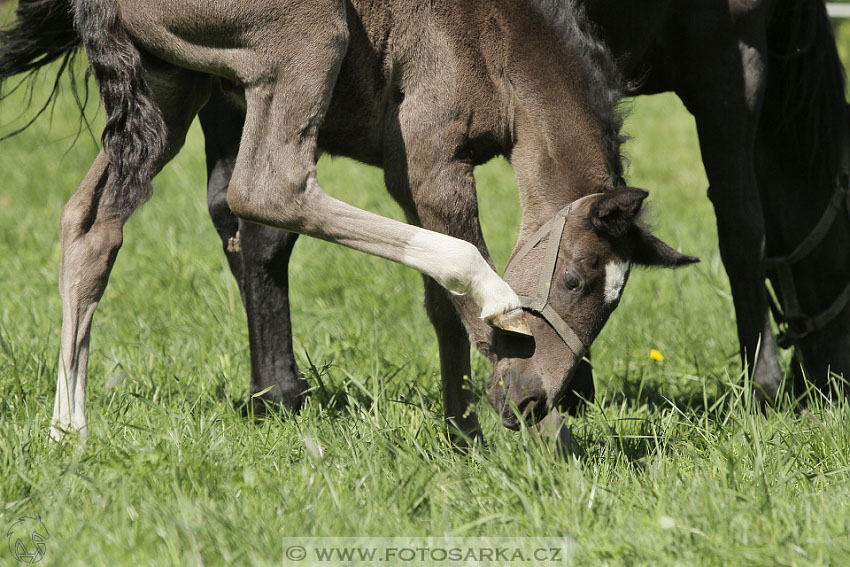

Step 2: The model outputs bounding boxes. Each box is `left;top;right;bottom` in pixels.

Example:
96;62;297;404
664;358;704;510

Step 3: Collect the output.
649;349;664;362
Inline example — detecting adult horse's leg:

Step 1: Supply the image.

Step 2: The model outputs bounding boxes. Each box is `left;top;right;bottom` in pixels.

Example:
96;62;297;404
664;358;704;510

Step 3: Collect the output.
199;87;307;413
673;8;782;402
52;64;211;439
754;0;850;395
757;131;850;395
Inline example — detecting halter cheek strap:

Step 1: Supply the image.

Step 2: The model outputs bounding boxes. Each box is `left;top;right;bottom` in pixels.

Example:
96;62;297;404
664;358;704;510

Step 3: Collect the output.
504;195;599;356
765;133;850;347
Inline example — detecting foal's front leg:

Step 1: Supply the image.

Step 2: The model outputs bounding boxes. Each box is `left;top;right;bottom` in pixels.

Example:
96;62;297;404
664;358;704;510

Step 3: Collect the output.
199;89;307;413
383;153;491;442
223;29;526;340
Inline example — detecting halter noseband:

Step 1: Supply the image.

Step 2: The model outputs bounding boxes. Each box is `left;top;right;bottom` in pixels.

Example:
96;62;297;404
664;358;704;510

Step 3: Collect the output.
504;195;599;356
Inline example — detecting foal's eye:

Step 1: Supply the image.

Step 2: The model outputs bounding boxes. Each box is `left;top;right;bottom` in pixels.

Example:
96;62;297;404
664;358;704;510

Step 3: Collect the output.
563;270;582;292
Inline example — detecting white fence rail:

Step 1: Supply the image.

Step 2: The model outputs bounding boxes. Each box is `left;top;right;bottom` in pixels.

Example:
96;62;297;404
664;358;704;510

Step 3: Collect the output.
828;3;850;18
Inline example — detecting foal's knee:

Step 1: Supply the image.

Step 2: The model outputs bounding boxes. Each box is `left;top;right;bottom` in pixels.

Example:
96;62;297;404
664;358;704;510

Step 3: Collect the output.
208;179;237;236
225;169;311;229
239;222;298;267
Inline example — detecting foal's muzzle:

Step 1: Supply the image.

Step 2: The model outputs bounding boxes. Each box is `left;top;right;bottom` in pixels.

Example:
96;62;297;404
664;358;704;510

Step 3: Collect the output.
488;365;548;430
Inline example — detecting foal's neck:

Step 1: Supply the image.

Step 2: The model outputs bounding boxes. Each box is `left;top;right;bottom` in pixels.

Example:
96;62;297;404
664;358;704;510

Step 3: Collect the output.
495;1;621;236
508;73;612;219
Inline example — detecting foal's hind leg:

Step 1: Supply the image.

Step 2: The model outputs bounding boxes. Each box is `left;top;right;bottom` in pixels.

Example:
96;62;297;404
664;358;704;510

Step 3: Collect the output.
199;87;307;413
52;66;210;440
53;151;123;439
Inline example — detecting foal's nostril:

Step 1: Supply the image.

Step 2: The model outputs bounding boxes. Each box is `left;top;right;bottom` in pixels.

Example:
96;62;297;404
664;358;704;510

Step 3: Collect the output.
518;396;546;423
504;393;546;429
499;393;546;430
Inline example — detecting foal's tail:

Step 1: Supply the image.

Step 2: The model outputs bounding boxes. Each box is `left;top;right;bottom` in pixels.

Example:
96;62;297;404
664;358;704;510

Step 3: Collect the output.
1;0;166;212
0;0;80;82
0;0;81;136
762;0;848;184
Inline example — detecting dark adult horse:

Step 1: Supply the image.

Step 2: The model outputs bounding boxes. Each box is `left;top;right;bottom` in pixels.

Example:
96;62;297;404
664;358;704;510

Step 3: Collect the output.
200;0;850;413
0;0;694;441
578;0;850;403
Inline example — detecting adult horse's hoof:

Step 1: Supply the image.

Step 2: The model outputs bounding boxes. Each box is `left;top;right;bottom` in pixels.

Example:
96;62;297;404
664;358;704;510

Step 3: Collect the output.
752;358;783;408
487;308;533;337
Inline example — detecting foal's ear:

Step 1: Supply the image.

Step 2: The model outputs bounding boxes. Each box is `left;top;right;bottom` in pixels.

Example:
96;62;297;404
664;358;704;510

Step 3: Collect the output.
590;188;648;238
630;226;700;267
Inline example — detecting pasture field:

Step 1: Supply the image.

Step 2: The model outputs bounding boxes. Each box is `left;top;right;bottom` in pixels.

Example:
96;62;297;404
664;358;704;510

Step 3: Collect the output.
2;33;850;567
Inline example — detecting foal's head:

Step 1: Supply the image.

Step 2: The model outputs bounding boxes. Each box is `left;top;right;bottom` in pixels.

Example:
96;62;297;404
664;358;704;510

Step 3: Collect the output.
489;188;697;429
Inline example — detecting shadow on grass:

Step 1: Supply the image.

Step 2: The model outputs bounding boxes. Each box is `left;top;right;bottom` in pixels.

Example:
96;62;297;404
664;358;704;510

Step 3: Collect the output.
612;378;719;413
230;354;444;424
573;365;850;464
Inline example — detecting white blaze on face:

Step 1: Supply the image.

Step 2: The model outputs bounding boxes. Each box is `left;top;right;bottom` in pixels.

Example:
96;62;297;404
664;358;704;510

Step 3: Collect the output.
604;261;630;304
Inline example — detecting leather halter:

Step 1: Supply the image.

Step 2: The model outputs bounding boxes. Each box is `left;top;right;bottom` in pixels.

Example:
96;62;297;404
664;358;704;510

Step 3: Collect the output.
504;195;599;356
765;145;850;348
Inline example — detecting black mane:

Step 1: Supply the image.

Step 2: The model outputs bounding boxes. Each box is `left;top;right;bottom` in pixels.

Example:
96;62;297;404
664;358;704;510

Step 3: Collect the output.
529;0;626;184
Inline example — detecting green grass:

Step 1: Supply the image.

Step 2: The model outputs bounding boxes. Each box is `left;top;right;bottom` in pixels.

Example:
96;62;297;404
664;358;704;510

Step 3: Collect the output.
2;45;850;567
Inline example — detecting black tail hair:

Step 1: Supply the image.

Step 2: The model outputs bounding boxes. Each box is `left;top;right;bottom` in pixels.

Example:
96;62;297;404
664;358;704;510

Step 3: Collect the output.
73;0;167;212
0;0;84;137
0;0;79;79
1;0;167;213
762;0;848;185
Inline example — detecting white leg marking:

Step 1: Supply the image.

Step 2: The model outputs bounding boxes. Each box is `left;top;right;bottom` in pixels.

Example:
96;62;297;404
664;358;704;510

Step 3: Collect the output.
604;261;630;304
50;357;73;441
402;231;521;319
51;349;89;440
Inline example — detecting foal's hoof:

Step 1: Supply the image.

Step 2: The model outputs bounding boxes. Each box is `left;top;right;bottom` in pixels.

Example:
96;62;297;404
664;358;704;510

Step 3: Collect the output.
48;422;87;443
48;426;66;443
486;308;533;337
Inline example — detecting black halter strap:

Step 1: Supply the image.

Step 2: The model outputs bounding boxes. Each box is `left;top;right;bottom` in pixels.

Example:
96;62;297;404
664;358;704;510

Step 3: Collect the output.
505;195;598;356
764;138;850;347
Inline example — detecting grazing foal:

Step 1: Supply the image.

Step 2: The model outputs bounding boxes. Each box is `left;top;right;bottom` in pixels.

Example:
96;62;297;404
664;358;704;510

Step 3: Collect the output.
0;0;695;441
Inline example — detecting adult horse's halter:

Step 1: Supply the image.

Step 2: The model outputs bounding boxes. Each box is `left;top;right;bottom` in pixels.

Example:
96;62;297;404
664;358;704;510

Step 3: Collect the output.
504;195;599;356
765;148;850;348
